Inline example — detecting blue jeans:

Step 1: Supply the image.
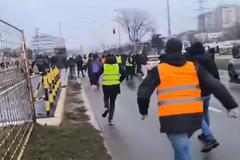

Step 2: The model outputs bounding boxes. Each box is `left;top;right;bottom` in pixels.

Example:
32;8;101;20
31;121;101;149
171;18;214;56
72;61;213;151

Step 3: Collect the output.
202;95;214;140
202;95;211;126
167;133;194;160
202;120;214;140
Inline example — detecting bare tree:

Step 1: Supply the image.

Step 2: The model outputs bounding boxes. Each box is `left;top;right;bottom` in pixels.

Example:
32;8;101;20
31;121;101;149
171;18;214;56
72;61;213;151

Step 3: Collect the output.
116;9;155;43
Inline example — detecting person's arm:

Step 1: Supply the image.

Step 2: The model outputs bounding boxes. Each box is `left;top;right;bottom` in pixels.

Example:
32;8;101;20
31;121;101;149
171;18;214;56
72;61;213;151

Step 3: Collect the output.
196;63;238;110
209;59;220;80
137;66;160;115
31;60;36;69
119;65;126;82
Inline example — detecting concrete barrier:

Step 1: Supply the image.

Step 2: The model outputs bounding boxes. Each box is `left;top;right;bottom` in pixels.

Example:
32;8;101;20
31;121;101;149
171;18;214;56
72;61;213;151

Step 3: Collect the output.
36;69;69;126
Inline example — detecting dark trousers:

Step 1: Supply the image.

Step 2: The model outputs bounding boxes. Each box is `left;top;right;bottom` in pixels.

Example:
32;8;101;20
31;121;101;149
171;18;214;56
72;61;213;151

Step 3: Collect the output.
103;93;118;121
77;66;85;77
136;64;143;75
126;66;133;80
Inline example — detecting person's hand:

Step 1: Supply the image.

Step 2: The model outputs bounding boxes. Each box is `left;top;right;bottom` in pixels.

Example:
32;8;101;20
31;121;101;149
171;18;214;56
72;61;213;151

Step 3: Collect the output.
141;115;147;120
228;108;239;118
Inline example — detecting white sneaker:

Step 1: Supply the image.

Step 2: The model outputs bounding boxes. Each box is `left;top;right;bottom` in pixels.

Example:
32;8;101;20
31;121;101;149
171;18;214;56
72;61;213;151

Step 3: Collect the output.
142;76;146;79
109;120;114;125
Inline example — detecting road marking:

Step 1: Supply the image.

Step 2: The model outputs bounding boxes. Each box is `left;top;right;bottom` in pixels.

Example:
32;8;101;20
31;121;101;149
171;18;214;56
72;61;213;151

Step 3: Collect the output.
221;81;240;87
209;106;223;113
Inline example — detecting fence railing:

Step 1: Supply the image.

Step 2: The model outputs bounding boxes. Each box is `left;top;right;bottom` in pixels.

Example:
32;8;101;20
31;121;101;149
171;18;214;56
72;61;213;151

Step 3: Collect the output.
0;19;35;159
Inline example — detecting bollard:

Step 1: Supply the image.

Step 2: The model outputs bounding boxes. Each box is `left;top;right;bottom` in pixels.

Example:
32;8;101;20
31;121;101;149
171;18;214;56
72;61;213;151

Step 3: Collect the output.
34;76;42;100
48;68;54;108
43;72;50;116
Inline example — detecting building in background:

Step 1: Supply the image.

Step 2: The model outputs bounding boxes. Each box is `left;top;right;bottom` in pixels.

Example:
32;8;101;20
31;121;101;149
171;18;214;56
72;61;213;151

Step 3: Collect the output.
198;4;240;31
31;33;65;55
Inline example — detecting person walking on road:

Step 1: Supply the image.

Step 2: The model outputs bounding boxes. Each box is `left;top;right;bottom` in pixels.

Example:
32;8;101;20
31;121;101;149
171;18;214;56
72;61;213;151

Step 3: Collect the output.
83;55;88;73
76;55;85;78
67;55;76;78
186;41;220;152
55;49;67;88
140;51;148;79
90;54;102;89
137;38;239;160
86;53;94;84
98;54;126;125
31;52;49;74
125;52;134;81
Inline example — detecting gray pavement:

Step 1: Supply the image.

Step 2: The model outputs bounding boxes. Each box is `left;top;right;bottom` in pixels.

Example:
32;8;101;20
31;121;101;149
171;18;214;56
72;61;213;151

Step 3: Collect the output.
31;74;58;118
215;55;232;59
81;71;240;160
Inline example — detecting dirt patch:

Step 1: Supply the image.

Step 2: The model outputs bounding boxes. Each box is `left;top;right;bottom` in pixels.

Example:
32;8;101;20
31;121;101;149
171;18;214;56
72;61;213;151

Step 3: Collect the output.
22;78;111;160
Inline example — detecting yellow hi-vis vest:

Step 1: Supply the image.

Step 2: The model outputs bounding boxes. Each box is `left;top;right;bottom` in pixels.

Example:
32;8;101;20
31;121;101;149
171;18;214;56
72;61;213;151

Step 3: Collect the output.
126;57;133;66
117;56;122;64
103;64;120;85
83;58;87;64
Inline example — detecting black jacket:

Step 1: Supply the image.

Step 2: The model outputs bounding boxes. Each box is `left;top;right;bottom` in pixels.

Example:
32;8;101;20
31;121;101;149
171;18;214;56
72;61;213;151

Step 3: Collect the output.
67;57;76;68
137;53;238;134
31;54;49;71
185;54;220;96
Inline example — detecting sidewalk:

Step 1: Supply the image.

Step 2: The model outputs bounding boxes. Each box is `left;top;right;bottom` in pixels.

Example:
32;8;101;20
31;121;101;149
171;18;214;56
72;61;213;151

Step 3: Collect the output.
21;77;111;160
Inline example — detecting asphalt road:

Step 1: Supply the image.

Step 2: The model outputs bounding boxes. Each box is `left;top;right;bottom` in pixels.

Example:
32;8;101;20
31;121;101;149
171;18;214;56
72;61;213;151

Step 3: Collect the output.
81;70;240;160
215;55;232;59
31;74;58;118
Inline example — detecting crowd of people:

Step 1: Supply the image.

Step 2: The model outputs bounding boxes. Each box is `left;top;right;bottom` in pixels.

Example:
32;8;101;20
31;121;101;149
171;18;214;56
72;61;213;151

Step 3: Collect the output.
31;38;239;160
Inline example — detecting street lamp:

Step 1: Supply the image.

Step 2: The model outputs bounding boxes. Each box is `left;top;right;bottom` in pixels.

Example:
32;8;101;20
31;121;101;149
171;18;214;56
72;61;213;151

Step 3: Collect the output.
166;0;171;37
114;9;121;48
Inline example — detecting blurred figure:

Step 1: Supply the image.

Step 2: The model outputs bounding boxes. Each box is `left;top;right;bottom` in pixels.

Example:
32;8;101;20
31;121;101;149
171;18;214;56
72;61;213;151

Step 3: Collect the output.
67;55;76;78
232;43;239;59
140;51;148;79
31;52;49;74
76;55;85;78
55;49;67;88
83;55;88;73
97;54;126;125
87;53;94;83
125;52;134;80
91;53;102;89
135;51;143;76
187;41;220;152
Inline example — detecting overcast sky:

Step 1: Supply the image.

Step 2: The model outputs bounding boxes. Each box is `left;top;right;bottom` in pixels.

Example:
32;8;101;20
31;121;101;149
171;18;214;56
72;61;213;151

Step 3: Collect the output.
0;0;239;52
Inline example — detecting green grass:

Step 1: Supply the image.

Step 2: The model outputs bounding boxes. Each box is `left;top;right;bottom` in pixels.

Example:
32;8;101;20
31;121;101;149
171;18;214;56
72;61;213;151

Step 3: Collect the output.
215;59;229;70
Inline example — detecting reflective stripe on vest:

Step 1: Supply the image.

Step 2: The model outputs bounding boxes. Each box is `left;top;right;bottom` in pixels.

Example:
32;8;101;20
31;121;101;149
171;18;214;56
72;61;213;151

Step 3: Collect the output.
103;64;120;85
156;62;203;117
126;57;133;66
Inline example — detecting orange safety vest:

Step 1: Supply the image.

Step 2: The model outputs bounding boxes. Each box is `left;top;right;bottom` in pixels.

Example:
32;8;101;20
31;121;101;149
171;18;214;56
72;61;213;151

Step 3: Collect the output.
102;58;106;64
156;62;203;118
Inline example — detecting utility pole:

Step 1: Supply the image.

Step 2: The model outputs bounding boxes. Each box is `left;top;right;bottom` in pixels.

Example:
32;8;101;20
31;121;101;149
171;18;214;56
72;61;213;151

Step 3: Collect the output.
194;0;209;41
166;0;171;37
117;21;121;47
36;28;40;50
58;22;62;39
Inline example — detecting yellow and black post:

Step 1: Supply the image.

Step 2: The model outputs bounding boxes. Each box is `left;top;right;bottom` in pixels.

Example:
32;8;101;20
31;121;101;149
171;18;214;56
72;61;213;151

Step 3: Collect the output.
34;76;42;101
48;68;54;108
43;71;50;116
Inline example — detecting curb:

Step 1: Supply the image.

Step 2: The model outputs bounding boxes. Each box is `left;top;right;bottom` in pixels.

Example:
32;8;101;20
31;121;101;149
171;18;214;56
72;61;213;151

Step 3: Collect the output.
36;69;69;126
77;77;113;159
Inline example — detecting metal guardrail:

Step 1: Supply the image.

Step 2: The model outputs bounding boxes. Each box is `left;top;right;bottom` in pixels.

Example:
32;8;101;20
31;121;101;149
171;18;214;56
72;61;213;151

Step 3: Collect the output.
0;19;35;159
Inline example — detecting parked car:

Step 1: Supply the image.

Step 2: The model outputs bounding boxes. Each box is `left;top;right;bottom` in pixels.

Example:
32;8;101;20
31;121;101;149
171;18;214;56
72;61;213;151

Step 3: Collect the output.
146;55;160;74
